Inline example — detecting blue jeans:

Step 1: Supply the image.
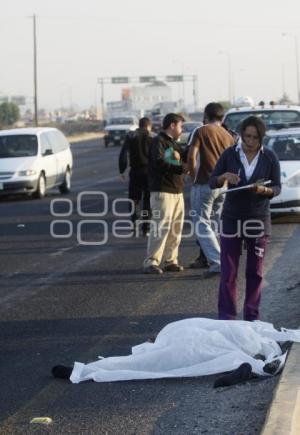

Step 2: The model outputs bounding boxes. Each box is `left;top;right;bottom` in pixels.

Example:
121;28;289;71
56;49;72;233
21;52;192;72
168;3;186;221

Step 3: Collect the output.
191;184;223;271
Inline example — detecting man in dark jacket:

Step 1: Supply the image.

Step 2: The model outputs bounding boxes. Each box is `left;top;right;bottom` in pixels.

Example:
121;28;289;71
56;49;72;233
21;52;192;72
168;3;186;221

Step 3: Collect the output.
119;117;153;235
144;113;186;274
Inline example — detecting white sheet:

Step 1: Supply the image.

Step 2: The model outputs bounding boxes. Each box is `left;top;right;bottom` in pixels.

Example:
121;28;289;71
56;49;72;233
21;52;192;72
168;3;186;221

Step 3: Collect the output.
70;318;300;383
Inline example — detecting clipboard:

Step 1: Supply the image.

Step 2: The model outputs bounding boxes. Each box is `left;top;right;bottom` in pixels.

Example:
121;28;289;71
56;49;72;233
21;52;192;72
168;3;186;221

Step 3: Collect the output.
220;180;272;195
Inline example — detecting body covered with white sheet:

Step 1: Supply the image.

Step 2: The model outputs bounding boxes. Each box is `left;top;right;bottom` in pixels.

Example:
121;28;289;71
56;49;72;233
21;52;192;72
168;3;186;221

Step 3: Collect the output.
70;318;300;383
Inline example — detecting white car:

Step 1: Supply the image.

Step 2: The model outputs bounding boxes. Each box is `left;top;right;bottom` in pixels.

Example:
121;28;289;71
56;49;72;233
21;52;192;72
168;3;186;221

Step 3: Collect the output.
178;121;203;147
104;116;138;147
223;104;300;133
264;128;300;213
0;127;73;198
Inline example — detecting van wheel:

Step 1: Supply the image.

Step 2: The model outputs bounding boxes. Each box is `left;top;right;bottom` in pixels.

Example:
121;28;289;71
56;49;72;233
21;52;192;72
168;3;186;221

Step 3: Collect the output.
34;173;46;198
59;169;71;194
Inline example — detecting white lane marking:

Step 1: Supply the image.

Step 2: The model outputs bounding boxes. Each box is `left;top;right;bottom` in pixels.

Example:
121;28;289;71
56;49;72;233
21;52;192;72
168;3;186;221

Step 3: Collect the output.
50;247;73;257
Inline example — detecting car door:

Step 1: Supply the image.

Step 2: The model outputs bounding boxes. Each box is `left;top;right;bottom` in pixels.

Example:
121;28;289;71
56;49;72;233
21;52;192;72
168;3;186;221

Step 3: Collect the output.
40;133;58;187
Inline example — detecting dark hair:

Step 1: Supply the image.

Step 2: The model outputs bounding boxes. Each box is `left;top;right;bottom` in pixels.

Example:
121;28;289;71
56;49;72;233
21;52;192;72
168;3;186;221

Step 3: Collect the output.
139;117;151;129
240;116;266;145
204;102;224;122
162;113;185;130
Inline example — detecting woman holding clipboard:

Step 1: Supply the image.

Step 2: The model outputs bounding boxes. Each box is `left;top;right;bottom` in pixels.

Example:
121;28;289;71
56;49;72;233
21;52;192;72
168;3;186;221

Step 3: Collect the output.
209;116;281;321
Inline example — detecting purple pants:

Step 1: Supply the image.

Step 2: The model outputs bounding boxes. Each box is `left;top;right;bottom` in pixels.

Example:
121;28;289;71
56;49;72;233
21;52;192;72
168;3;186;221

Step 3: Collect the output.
218;235;268;321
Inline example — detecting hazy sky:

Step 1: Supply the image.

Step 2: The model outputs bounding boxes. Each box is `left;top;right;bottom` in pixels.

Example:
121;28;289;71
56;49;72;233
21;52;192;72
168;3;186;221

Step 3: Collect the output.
1;0;300;110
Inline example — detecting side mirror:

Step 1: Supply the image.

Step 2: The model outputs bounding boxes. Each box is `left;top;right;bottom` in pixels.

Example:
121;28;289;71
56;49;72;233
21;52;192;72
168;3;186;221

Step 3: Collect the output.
43;149;53;156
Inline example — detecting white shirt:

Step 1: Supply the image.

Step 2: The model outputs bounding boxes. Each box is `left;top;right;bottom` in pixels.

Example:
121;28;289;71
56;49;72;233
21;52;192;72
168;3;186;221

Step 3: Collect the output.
236;142;263;181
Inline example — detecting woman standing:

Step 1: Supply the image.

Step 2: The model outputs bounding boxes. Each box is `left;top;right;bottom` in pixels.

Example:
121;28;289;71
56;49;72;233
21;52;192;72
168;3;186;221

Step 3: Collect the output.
209;116;281;321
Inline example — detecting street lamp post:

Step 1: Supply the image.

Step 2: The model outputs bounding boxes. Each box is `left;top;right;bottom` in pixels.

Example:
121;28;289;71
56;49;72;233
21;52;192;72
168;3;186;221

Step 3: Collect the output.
218;51;232;104
282;33;300;104
33;14;38;126
172;59;185;110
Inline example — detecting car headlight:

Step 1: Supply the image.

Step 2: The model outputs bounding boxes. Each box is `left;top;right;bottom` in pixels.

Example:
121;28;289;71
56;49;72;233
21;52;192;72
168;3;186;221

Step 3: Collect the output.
16;169;37;176
287;172;300;187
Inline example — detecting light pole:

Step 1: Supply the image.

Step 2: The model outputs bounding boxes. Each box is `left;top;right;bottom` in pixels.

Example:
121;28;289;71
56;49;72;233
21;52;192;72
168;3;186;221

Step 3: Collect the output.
232;68;245;104
33;14;38;126
218;51;232;104
282;33;300;104
172;59;185;110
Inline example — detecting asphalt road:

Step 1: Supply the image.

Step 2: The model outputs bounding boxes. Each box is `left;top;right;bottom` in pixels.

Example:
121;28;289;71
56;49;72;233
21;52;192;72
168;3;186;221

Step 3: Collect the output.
1;138;300;435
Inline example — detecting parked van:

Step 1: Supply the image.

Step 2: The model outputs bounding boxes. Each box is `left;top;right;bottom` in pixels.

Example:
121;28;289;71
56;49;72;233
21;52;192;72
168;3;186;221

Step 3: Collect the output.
0;127;73;198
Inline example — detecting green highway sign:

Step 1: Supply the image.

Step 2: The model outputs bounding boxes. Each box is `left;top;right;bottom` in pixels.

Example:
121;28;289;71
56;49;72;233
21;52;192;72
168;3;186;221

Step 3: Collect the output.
139;76;156;83
111;77;129;84
166;75;183;82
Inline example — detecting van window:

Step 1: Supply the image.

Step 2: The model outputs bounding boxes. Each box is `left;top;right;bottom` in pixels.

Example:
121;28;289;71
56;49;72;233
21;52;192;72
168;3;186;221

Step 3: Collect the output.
40;133;52;156
46;130;69;153
56;130;70;151
0;135;38;158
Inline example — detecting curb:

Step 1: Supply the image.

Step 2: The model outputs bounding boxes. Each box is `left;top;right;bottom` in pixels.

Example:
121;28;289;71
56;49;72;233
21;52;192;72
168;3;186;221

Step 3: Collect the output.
262;342;300;434
67;132;104;144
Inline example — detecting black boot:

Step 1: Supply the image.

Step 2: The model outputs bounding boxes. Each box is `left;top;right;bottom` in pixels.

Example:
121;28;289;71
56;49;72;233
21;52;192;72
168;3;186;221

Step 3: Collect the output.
51;365;73;379
189;250;209;269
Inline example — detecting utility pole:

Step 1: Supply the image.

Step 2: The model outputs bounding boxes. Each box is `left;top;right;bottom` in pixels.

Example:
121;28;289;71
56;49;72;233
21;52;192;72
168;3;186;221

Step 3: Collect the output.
192;74;199;111
33;14;38;126
218;51;232;105
99;78;105;120
282;33;300;104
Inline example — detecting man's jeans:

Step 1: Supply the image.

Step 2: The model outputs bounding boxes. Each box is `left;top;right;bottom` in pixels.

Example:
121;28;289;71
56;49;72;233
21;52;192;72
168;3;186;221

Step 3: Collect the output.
191;184;223;271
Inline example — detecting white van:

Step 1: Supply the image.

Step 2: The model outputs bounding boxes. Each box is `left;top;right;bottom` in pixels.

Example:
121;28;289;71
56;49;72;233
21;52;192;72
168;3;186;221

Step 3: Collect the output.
0;127;73;198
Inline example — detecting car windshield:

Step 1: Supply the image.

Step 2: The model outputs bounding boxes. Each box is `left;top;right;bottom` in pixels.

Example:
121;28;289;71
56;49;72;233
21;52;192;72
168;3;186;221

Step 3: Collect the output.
109;118;135;125
224;110;300;132
264;134;300;161
0;135;38;158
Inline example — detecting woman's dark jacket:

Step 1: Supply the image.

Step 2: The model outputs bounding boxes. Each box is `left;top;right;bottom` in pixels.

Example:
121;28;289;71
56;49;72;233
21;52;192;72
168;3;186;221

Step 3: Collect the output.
209;144;281;235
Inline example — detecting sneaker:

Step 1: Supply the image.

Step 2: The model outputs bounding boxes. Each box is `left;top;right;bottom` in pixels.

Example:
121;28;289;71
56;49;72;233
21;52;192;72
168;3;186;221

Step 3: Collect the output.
144;265;163;274
189;255;209;269
163;263;184;272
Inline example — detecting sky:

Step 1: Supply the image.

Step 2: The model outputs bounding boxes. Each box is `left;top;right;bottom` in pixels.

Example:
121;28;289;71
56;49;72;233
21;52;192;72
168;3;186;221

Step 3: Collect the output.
1;0;300;111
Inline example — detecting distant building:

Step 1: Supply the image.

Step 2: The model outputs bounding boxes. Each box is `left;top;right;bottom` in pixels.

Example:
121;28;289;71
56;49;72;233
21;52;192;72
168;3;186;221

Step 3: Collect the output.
105;81;174;119
278;92;294;105
129;81;172;112
0;94;26;105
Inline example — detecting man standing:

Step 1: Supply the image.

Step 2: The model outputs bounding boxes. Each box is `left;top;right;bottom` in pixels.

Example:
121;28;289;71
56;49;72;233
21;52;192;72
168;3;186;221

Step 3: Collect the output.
144;113;186;274
119;117;153;236
188;103;234;277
